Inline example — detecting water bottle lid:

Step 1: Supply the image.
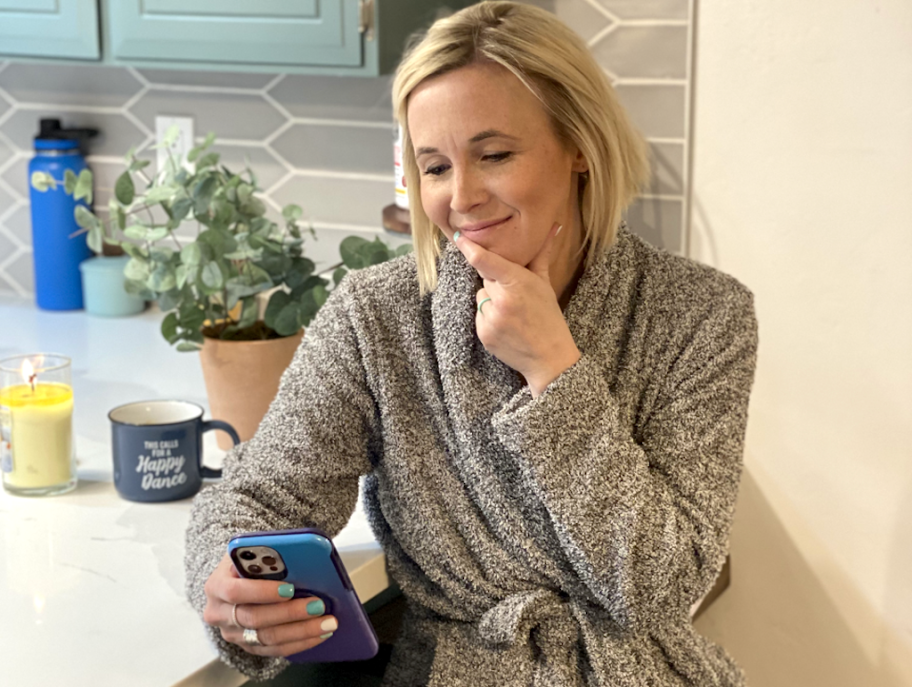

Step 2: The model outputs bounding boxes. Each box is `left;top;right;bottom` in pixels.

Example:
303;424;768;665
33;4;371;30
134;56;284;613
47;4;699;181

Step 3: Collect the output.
33;118;99;151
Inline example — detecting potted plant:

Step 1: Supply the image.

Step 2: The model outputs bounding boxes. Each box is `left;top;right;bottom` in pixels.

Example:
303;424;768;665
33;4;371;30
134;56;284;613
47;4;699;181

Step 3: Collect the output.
30;165;145;317
34;127;411;446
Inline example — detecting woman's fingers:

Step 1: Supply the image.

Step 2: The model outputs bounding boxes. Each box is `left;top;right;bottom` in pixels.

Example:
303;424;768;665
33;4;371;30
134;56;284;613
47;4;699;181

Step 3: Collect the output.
233;597;328;630
222;614;338;649
232;632;333;658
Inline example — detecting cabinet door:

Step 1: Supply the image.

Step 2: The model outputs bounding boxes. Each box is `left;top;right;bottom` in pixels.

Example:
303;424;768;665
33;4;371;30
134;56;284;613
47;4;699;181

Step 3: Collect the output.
0;0;100;60
107;0;363;68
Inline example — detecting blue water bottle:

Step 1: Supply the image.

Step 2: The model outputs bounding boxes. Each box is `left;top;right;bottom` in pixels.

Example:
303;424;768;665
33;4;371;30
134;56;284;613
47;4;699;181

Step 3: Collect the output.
28;118;99;310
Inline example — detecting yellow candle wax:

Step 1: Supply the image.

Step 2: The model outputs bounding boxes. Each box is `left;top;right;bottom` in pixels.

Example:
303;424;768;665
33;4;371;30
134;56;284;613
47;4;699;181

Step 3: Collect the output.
0;382;74;489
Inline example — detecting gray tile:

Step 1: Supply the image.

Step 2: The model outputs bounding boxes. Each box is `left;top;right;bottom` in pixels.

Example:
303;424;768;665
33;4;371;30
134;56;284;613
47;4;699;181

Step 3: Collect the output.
0;182;14;218
0;91;10;120
4;250;34;292
0;109;146;157
555;0;612;43
137;69;279;90
1;156;29;198
613;84;685;139
0;137;13;167
208;144;288;192
3;203;29;246
594;0;688;20
591;26;687;79
271;123;392;175
269;75;393;122
0;63;143;108
624;197;683;253
0;269;20;294
0;227;17;263
129;89;286;142
270;175;393;228
647;141;685;195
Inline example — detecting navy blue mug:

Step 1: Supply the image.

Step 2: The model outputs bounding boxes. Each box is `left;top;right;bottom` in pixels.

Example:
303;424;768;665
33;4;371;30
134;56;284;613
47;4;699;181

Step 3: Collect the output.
109;400;240;503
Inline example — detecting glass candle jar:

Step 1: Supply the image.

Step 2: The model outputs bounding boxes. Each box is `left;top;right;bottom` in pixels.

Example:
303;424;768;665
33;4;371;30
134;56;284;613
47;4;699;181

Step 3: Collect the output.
0;354;77;496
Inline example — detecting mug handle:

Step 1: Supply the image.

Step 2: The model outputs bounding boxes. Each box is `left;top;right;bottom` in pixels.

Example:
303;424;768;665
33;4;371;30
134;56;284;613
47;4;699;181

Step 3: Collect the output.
200;420;241;479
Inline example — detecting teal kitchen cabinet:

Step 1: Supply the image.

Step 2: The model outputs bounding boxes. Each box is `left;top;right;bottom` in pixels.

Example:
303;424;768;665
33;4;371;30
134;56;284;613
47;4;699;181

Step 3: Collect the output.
0;0;100;60
1;0;475;75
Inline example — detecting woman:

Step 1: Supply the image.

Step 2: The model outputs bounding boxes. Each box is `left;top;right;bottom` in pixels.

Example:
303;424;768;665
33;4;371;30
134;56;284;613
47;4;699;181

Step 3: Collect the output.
186;2;759;685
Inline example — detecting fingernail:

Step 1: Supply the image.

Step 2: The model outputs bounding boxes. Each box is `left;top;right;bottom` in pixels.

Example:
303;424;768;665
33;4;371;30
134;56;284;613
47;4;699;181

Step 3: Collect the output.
453;231;461;241
320;632;334;640
555;224;563;236
278;583;294;598
321;617;339;633
307;599;325;616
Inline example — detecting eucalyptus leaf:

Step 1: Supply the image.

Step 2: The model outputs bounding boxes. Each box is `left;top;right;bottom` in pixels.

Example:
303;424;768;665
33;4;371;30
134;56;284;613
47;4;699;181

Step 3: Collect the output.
264;290;292;331
201;261;223;289
30;171;56;192
144;184;180;204
282;204;303;222
115;171;135;205
175;264;190;289
236;296;259;331
124;224;147;240
87;226;104;254
332;267;347;286
161;312;180;343
64;169;77;195
197;152;220;168
176;341;203;352
146;226;170;242
157;288;181;313
171;196;193;222
74;205;97;229
180;243;202;266
179;301;206;332
124;257;151;281
274;301;302;337
73;169;93;204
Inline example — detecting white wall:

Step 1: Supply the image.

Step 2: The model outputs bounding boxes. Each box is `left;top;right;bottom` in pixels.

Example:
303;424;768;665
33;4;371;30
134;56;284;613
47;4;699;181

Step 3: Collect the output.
688;0;912;684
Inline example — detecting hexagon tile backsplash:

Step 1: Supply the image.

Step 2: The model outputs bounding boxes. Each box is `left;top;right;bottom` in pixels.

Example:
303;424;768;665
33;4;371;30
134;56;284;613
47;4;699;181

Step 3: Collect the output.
0;0;694;296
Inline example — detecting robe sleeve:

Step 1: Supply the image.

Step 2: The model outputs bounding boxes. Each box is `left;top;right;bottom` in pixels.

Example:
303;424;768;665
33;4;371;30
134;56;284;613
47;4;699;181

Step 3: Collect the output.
184;276;380;682
490;285;759;633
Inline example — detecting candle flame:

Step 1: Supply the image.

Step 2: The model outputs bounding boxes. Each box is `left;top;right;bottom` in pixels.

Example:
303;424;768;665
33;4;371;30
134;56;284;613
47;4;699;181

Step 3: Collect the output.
20;358;37;392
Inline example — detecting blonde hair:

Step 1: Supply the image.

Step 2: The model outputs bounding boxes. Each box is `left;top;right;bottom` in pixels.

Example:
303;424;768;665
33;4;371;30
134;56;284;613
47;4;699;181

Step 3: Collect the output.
393;0;651;295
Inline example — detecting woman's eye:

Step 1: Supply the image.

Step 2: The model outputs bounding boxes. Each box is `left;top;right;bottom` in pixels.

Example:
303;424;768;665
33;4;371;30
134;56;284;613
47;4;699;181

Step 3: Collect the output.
423;164;450;176
483;152;512;163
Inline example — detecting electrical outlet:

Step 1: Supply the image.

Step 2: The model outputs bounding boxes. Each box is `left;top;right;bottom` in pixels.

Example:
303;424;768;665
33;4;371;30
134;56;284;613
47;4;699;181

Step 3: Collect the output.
155;116;194;173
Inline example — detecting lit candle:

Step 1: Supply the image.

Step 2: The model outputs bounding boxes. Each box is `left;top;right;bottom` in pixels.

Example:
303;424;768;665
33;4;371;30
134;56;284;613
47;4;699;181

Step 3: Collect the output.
0;355;76;496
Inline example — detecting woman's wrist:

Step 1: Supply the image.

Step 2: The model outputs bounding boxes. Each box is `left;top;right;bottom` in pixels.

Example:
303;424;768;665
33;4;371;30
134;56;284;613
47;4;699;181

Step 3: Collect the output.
527;347;582;399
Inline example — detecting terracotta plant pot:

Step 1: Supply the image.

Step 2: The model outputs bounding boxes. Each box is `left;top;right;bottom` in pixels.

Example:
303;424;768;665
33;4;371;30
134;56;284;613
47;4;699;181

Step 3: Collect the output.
198;329;304;449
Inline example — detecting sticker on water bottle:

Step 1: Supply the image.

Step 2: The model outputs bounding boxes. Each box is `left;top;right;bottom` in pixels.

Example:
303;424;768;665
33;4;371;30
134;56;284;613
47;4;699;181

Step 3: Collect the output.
0;404;12;473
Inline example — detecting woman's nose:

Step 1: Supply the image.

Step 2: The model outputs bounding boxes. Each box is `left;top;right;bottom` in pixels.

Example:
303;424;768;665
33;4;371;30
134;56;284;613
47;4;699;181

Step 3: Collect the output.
450;167;487;214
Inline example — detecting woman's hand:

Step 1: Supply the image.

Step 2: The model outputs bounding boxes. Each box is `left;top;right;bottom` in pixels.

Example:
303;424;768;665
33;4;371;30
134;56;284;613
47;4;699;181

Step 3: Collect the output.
455;223;581;397
202;553;338;657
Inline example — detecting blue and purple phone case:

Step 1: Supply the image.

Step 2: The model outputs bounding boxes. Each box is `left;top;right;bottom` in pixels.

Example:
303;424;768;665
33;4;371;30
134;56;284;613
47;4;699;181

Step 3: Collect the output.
227;527;379;663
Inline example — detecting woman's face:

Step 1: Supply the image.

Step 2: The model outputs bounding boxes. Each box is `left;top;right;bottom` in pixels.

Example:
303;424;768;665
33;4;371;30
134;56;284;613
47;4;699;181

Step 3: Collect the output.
407;61;587;268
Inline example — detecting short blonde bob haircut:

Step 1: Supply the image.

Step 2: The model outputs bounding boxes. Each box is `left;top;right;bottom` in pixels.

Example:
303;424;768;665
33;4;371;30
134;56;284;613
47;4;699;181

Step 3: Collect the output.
393;1;651;296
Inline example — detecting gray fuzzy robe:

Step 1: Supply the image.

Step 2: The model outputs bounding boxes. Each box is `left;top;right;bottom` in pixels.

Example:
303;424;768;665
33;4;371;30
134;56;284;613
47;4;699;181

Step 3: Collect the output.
185;222;758;686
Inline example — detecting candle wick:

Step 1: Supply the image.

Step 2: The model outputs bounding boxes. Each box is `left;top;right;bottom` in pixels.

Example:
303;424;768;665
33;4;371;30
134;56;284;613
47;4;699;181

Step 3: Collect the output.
28;372;36;393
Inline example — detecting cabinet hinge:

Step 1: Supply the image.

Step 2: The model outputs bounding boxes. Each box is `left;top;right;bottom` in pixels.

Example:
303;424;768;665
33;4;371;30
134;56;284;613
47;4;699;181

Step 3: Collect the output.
359;0;376;41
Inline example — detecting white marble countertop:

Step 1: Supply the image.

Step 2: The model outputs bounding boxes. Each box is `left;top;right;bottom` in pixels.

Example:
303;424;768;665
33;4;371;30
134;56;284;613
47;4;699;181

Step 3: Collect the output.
0;294;388;687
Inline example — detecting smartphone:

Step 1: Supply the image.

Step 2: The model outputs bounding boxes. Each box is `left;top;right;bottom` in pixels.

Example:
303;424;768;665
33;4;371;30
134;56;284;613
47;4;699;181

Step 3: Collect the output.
227;527;379;663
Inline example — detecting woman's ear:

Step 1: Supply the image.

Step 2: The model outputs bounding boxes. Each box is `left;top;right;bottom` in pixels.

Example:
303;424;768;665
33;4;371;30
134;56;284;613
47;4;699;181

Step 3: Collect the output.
572;149;589;174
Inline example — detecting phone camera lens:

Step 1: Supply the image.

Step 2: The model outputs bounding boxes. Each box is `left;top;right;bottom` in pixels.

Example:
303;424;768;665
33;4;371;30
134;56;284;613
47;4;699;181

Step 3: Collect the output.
240;551;256;561
248;564;262;574
262;556;277;566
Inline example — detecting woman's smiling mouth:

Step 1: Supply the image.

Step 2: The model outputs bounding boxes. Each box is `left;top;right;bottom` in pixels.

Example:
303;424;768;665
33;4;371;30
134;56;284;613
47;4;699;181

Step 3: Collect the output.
455;216;512;234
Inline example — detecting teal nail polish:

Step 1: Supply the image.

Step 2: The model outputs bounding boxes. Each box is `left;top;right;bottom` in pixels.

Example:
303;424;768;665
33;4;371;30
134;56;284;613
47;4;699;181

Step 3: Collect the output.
307;599;325;616
453;231;461;241
278;583;294;598
320;632;334;639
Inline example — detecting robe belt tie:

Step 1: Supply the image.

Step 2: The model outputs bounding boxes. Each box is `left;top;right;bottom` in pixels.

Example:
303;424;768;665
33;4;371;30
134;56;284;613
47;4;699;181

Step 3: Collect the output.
477;588;583;684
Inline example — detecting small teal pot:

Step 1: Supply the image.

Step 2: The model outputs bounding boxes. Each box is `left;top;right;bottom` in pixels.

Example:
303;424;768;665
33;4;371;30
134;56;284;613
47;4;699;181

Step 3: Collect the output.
79;255;146;317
